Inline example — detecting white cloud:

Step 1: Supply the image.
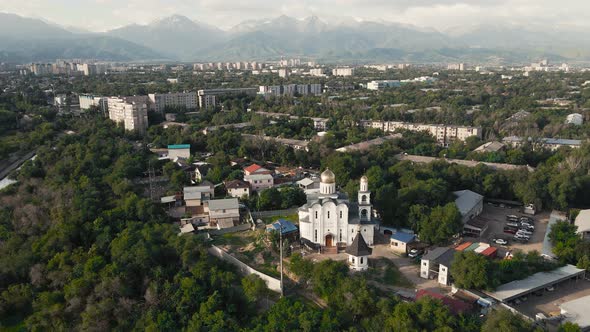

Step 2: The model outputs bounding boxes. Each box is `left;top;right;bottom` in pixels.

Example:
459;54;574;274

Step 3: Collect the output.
0;0;589;31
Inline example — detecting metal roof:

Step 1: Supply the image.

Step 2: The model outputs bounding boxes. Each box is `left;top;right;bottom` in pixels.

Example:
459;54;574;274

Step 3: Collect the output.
561;295;590;328
390;232;415;243
575;209;590;234
346;232;372;256
168;144;190;149
208;198;239;211
453;190;484;217
485;265;585;302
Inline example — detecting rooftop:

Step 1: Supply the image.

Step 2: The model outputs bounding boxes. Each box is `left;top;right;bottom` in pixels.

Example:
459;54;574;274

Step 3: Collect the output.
485;265;585;302
266;219;298;235
346;232;372;257
453;190;484;217
208;198;239;211
574;209;590;233
560;295;590;328
168;144;190;149
390;232;415;243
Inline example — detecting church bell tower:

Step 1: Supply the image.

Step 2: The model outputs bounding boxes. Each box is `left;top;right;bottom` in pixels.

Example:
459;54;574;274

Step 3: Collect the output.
358;176;372;221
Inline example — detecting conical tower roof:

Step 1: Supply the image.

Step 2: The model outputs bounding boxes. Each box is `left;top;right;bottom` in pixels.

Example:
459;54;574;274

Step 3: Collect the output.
346;231;372;256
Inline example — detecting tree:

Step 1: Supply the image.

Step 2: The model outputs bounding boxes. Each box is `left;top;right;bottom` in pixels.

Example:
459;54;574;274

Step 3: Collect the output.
241;275;268;302
419;203;462;245
482;309;538;332
451;251;491;290
558;322;582;332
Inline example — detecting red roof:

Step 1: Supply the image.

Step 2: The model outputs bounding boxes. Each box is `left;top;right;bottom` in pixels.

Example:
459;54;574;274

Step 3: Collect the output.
415;290;473;315
244;164;262;174
481;246;498;257
455;242;473;251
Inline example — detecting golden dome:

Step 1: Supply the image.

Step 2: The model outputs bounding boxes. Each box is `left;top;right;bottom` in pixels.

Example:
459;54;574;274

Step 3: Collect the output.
321;168;336;184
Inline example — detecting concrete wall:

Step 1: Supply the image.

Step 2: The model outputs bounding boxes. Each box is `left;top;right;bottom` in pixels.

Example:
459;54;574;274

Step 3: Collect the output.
208;245;281;292
208;223;252;235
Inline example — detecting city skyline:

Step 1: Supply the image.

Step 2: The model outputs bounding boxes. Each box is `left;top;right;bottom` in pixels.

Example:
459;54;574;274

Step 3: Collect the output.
1;0;589;32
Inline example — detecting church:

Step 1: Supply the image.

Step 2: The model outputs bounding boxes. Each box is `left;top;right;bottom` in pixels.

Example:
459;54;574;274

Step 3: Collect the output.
298;169;376;252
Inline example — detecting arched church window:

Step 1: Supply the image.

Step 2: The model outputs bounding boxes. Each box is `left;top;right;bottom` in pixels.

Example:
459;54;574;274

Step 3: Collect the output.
361;209;368;218
361;257;364;264
362;195;367;203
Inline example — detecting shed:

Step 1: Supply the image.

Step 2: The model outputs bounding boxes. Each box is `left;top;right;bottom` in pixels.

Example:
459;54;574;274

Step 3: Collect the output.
481;247;497;258
390;232;416;254
455;242;473;251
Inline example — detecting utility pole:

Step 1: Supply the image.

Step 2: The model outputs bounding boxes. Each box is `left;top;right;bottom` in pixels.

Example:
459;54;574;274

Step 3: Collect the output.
279;224;284;297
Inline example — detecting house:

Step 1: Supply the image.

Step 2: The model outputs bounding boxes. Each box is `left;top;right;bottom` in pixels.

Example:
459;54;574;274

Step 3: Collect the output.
453;190;484;223
184;183;215;213
415;290;473;315
194;162;211;182
574;209;590;240
168;144;191;159
473;141;505;153
390;232;416;254
207;198;240;229
266;219;299;241
179;223;195;235
225;179;250;198
243;163;272;176
420;247;456;285
244;173;274;192
297;177;319;191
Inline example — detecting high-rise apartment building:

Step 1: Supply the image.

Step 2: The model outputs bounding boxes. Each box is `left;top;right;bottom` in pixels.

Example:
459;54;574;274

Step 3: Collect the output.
332;67;354;76
107;97;149;134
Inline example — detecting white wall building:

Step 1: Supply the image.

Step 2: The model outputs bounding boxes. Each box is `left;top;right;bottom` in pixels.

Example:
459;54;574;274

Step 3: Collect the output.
107;97;149;134
298;171;376;250
332;67;354;77
148;92;197;113
360;120;482;146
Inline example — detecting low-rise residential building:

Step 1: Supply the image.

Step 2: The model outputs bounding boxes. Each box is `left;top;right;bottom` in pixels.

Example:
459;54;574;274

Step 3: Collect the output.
390;232;416;254
332;67;354;76
243;163;272;176
225;179;250;198
574;209;590;240
184;183;215;211
420;247;456;285
367;80;401;90
148;92;197;113
244;173;274;192
502;136;582;151
336;135;401;153
167;144;190;159
360;120;482;146
208;198;240;229
194;162;211;182
473;141;505;153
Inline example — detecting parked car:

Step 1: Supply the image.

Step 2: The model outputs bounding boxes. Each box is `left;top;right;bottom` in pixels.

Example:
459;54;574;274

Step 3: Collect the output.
494;238;509;245
514;234;530;242
517;229;533;236
506;215;518;220
520;216;534;223
408;249;423;258
520;224;535;231
504;227;518;234
506;221;520;228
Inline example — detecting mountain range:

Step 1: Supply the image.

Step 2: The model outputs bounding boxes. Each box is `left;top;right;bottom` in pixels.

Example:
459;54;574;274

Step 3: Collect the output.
1;12;589;64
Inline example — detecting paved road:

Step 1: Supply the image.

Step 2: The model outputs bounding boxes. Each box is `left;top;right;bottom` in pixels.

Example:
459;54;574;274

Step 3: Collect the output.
0;151;35;180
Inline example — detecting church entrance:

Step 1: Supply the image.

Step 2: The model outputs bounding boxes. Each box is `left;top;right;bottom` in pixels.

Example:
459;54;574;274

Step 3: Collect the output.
325;234;334;247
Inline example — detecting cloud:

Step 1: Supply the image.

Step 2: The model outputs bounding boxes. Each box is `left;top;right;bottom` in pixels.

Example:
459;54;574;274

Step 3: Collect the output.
0;0;589;31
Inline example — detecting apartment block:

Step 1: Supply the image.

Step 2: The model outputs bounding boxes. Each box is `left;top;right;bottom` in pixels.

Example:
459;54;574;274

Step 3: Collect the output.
332;67;354;77
258;84;323;97
79;94;108;113
107;97;149;134
148;92;197;113
361;120;482;146
197;88;257;109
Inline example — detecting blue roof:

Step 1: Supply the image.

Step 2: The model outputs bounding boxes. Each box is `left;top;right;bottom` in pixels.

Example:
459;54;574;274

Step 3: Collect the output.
390;232;415;243
168;144;190;149
267;219;298;235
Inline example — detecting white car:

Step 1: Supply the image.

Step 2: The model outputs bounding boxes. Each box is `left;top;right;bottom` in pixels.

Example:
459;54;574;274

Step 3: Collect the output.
408;249;421;258
494;238;508;245
517;229;533;236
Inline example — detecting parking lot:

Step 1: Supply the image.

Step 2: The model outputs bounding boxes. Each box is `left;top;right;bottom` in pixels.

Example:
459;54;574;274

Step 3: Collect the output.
513;278;590;318
463;204;550;254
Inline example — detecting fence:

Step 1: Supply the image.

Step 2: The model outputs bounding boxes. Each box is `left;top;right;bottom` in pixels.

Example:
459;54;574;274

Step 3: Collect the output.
208;223;252;235
208;245;281;292
251;208;299;220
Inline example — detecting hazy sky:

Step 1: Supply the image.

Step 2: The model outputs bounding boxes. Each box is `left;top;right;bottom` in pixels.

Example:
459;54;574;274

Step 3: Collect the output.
1;0;589;32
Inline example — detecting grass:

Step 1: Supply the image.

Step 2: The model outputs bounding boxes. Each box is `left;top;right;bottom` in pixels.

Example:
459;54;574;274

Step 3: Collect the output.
211;231;257;247
262;214;299;225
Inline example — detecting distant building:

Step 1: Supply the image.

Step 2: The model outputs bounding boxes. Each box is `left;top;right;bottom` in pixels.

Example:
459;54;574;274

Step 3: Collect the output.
148;92;197;113
360;120;481;147
197;88;257;109
258;84;323;97
278;68;290;78
309;68;324;76
447;63;465;71
167;144;190;159
332;67;354;77
367;80;401;90
566;113;584;126
79;94;108;113
107;97;149;134
502;136;582;151
473;141;505;153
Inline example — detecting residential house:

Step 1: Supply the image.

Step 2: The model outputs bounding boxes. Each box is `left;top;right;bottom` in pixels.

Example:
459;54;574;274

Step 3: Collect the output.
390;232;416;254
208;198;240;229
420;247;456;285
184;183;215;214
243;163;272;176
244;173;274;192
194;162;211;182
225;179;250;198
168;144;190;159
